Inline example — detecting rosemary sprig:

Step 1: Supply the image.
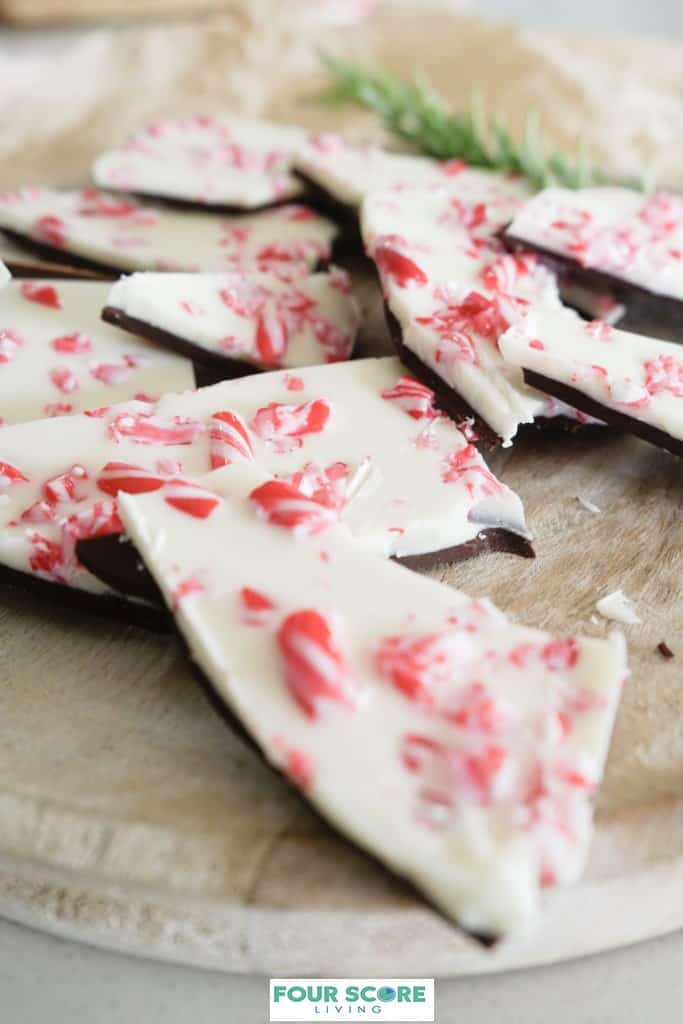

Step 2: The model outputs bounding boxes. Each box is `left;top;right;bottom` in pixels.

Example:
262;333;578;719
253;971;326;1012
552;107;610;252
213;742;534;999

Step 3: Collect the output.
318;54;645;192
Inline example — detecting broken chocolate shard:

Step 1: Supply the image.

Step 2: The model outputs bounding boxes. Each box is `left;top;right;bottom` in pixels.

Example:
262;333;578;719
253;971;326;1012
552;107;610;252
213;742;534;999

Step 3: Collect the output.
657;641;675;660
1;228;118;279
523;369;683;459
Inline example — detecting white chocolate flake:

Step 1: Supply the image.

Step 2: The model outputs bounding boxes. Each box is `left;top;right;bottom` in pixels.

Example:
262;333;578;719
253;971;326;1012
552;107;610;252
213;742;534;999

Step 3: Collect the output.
596;590;642;625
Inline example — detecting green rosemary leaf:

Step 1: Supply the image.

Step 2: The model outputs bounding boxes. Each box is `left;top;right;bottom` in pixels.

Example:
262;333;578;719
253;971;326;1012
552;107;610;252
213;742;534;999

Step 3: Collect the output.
317;54;647;192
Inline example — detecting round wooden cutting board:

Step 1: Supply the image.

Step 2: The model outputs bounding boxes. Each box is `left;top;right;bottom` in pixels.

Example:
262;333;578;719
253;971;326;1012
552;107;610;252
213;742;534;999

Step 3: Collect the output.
1;266;683;974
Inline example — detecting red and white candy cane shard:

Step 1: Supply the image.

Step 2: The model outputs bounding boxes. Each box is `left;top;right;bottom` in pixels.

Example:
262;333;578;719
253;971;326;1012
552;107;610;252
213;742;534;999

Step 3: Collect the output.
374;242;428;288
163;479;221;519
89;356;140;386
96;461;168;497
172;573;205;608
51;332;93;354
63;499;123;544
0;461;29;489
276;608;355;718
28;531;65;580
35;214;68;248
108;412;204;445
249;479;338;537
381;376;437;419
20;281;62;309
238;585;278;627
249;399;331;453
284;461;350;510
375;630;472;706
43;464;89;505
50;367;80;394
254;307;289;365
440;444;503;498
209;410;254;469
0;329;25;364
20;500;56;523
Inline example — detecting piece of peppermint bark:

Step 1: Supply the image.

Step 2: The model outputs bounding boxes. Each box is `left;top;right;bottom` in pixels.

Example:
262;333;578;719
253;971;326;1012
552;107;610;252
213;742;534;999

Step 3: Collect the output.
93;115;306;211
103;267;360;374
117;461;627;941
504;187;683;322
0;188;337;277
362;185;598;447
500;309;683;457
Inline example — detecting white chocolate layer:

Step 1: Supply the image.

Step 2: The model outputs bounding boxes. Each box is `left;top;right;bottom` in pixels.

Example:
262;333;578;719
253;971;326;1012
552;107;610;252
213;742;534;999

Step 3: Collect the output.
0;189;337;275
106;268;360;369
295;134;531;208
500;309;683;445
0;279;194;426
506;187;683;301
0;357;528;595
361;186;595;445
93;115;306;209
119;463;627;939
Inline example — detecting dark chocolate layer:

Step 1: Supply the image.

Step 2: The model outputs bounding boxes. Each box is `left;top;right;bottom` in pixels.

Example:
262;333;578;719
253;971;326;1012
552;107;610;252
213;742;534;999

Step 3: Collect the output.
0;229;117;278
0;559;169;632
102;305;262;379
504;231;683;334
75;534;165;605
523;369;683;458
78;520;534;611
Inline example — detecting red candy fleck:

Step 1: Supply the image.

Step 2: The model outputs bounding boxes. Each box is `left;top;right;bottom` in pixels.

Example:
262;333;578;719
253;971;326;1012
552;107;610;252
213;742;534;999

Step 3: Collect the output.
281;748;315;790
96;461;167;497
374;243;428;288
375;631;466;706
35;214;68;248
90;354;142;385
276;608;354;718
249;479;338;537
643;353;683;398
0;461;29;489
209;410;254;468
0;329;24;364
255;308;289;364
172;573;205;608
541;638;580;671
50;366;80;394
445;682;507;734
529;338;545;351
43;464;89;505
381;376;437;419
20;281;62;309
239;586;278;627
283;373;304;391
108;412;204;445
51;332;92;354
163;479;221;519
283;461;350;510
28;532;65;579
250;398;330;453
441;444;502;499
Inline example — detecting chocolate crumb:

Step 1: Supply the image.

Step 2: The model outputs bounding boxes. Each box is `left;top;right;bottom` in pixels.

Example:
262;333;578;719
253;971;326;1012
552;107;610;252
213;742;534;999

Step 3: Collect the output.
657;641;675;660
